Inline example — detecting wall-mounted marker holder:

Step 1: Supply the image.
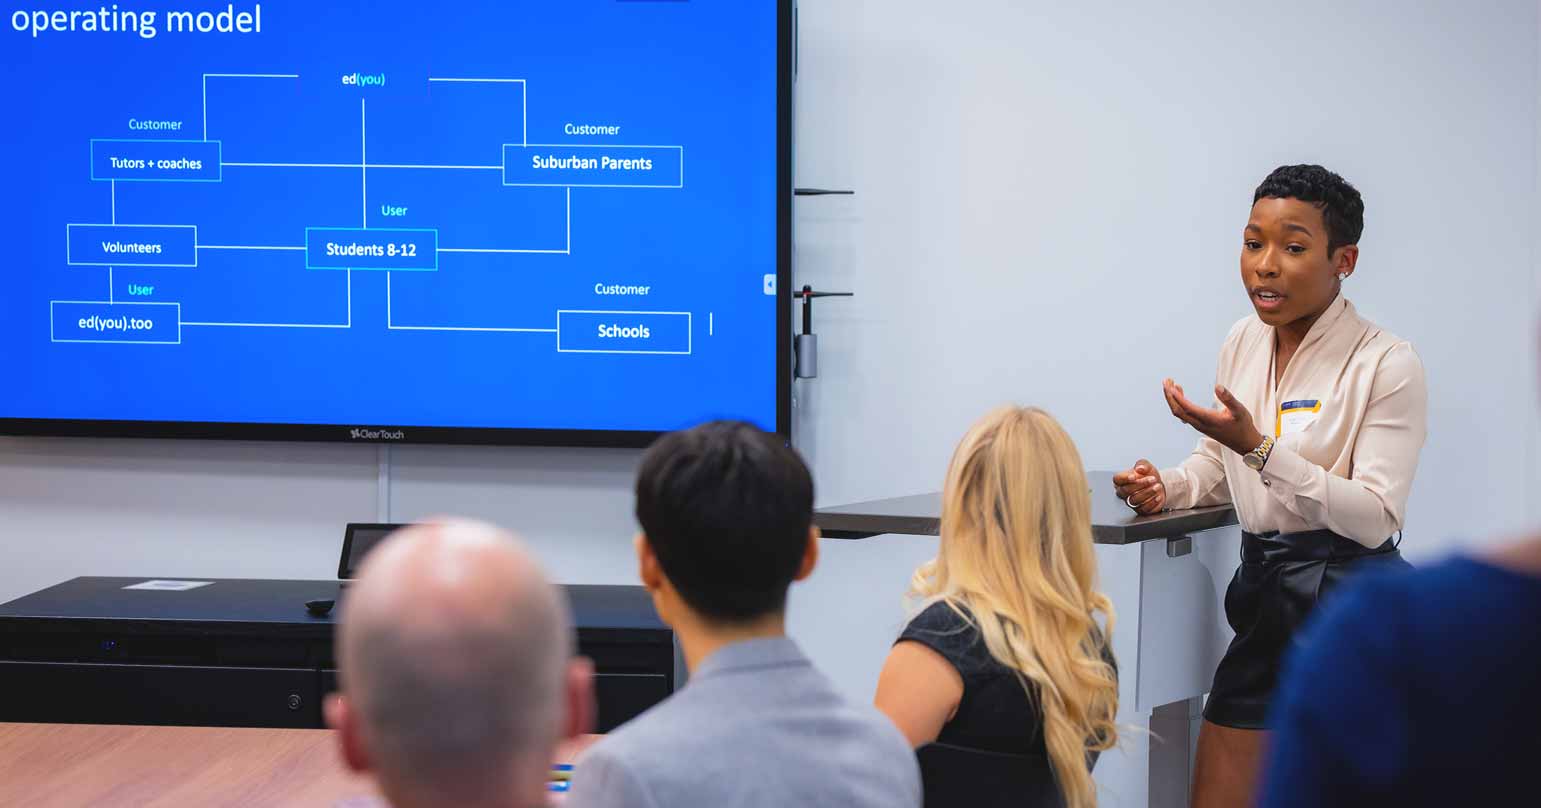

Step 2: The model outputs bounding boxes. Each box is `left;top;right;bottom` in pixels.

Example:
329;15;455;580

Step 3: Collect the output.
793;285;852;379
792;186;854;377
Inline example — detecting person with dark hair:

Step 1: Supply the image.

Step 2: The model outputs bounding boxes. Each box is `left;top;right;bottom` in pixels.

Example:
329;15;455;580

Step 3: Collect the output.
568;421;921;808
1110;164;1428;806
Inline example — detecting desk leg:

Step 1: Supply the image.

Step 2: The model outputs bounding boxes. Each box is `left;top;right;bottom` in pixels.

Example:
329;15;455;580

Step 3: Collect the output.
1149;696;1203;808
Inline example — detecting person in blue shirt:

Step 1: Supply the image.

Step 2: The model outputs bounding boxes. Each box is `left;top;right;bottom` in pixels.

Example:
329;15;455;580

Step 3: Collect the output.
1260;535;1541;806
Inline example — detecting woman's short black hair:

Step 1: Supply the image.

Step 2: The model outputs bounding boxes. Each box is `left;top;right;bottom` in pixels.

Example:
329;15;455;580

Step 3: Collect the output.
635;421;814;623
1253;164;1365;255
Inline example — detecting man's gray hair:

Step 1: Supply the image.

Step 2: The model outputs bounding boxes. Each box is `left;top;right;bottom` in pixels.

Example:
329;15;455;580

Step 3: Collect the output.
339;520;572;801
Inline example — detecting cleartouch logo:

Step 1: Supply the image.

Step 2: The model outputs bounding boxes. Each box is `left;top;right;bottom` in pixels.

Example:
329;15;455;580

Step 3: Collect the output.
349;428;406;441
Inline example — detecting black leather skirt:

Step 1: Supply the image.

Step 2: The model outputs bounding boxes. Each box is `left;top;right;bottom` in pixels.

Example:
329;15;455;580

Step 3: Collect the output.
1202;529;1411;730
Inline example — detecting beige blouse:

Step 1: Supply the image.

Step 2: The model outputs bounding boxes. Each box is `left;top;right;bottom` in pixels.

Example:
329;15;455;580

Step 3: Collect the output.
1162;295;1427;548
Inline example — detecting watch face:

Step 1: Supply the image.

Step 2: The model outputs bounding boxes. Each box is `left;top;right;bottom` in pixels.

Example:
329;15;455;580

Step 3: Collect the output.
1244;452;1264;471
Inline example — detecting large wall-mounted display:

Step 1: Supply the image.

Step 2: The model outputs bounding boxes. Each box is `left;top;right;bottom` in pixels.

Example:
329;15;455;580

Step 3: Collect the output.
1;0;791;446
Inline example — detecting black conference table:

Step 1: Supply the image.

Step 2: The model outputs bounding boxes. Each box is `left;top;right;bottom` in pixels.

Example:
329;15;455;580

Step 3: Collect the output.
0;578;679;734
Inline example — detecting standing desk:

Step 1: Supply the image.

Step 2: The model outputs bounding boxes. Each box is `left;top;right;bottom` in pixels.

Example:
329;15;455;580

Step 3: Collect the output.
815;471;1239;808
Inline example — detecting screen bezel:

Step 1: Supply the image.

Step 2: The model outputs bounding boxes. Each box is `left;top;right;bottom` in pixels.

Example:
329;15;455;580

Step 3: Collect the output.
0;0;793;450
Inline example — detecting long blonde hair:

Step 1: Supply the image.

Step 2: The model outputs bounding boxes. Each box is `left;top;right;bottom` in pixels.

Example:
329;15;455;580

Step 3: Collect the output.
911;406;1118;808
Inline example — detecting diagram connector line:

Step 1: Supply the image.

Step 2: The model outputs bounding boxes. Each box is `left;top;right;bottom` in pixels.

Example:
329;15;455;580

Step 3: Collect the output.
184;265;352;330
182;320;350;330
384;272;555;333
108;179;114;302
222;162;502;170
202;73;299;141
439;248;567;255
197;245;306;251
427;76;527;146
389;325;557;333
437;187;571;256
361;97;367;228
359;97;365;323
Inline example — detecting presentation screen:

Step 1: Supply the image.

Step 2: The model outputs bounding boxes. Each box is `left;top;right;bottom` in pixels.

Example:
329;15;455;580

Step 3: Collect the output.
0;1;791;446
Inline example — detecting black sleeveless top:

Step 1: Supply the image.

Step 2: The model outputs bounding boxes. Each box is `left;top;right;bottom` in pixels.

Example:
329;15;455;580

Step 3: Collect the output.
897;601;1116;757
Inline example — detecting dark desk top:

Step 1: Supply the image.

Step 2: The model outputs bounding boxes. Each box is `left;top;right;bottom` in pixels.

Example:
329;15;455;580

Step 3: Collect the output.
0;577;667;637
815;471;1238;544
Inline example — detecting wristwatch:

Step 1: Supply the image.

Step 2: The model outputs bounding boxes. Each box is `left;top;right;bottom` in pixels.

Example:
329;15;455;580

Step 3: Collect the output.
1243;435;1275;472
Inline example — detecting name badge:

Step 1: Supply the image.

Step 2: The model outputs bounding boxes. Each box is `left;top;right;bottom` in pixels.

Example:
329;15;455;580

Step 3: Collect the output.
1276;399;1321;437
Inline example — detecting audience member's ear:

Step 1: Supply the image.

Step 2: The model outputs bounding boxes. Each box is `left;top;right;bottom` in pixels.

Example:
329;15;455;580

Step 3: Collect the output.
793;525;820;582
324;693;372;774
635;533;663;592
564;656;596;740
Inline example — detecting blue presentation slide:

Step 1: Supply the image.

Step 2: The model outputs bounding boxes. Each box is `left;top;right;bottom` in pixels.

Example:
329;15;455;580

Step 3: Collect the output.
1;1;780;435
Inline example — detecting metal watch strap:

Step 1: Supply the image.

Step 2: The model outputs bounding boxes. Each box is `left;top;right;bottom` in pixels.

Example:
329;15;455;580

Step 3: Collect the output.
1251;435;1275;471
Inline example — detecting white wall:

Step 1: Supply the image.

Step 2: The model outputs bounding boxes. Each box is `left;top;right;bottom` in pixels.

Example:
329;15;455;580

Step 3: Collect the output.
1;1;1537;804
791;0;1539;550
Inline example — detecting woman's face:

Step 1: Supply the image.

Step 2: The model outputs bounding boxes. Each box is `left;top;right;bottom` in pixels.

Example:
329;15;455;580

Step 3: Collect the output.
1240;197;1356;328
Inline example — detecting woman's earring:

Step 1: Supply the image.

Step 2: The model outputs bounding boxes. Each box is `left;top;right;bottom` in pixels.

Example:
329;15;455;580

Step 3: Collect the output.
1338;273;1347;280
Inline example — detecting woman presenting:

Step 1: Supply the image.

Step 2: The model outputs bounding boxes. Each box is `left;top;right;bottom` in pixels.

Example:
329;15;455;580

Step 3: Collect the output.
1113;164;1426;807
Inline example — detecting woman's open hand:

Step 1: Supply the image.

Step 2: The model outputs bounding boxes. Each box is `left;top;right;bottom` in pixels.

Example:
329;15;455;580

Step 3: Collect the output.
1162;379;1267;456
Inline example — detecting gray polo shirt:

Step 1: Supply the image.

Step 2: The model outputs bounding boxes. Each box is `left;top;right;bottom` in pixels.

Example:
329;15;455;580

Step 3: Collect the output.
567;636;920;808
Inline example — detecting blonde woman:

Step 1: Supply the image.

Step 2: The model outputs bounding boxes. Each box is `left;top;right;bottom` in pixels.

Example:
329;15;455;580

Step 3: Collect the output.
875;407;1119;808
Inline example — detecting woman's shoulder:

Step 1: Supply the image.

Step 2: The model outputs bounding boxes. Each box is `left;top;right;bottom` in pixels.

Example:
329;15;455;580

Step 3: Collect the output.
902;599;977;639
1370;338;1425;391
898;600;989;671
1343;300;1421;361
1349;313;1425;390
1219;312;1270;359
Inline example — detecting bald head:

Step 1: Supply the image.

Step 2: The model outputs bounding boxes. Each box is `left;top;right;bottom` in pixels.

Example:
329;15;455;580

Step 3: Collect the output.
332;520;574;807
